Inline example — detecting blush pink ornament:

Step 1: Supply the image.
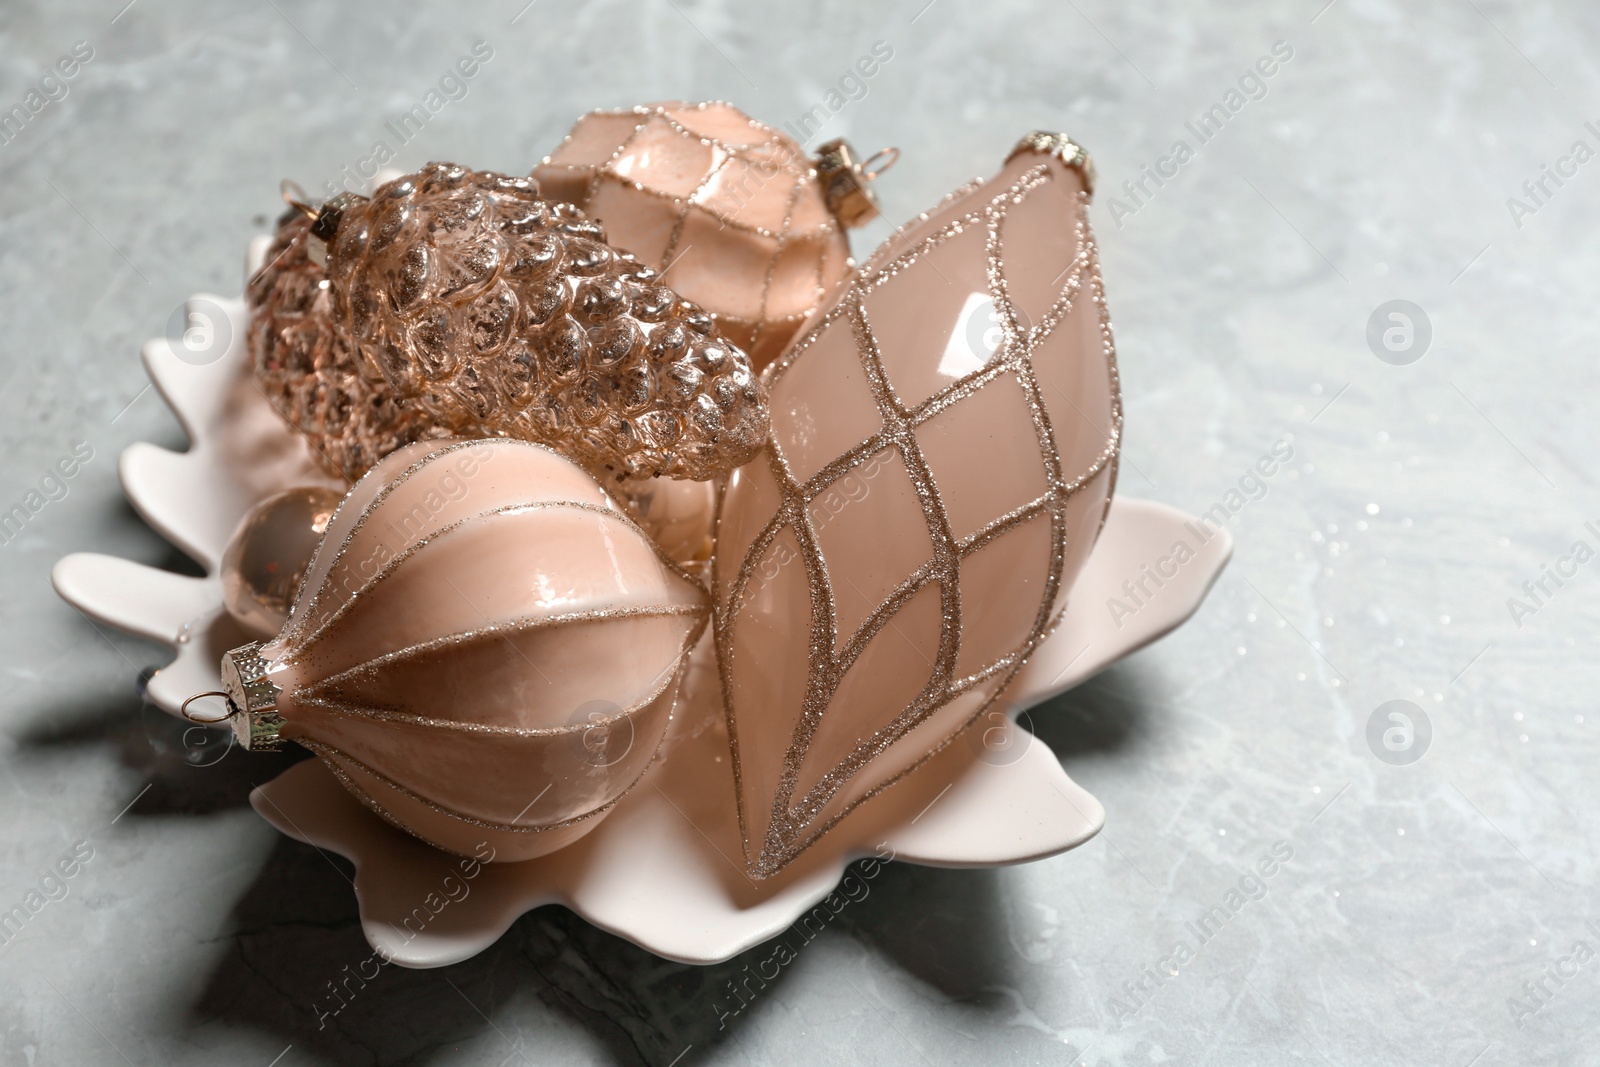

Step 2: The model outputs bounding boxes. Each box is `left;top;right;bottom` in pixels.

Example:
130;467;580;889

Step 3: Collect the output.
533;102;889;370
208;438;709;862
55;172;1233;965
713;132;1117;878
219;485;342;637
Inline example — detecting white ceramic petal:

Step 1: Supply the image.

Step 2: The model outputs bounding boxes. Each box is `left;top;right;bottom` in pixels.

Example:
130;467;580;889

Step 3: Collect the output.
54;237;1231;966
1009;498;1232;703
51;553;214;644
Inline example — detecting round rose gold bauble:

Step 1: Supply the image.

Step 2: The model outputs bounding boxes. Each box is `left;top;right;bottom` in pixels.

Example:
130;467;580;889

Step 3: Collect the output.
221;486;342;637
618;476;717;577
533;101;854;370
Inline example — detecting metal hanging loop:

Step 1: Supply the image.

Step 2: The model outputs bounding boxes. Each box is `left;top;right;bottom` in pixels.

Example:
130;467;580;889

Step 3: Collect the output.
180;690;234;725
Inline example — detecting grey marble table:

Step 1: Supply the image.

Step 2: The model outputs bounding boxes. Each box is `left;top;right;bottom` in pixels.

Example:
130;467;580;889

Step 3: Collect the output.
2;1;1597;1064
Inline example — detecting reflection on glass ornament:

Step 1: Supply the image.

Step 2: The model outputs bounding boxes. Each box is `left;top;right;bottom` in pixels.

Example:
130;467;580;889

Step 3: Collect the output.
220;485;342;637
714;132;1117;877
534;102;893;369
252;162;769;484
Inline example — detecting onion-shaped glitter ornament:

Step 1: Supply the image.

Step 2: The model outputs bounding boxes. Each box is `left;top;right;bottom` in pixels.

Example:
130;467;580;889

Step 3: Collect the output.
205;438;710;861
533;102;895;369
220;486;342;637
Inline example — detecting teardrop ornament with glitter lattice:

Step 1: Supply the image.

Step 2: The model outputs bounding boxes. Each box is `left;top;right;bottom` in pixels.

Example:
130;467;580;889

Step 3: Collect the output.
713;133;1120;878
532;102;866;371
251;163;770;485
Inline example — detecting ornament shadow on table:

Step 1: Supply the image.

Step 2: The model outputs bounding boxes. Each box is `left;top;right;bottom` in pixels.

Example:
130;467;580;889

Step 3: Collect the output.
14;670;1027;1060
183;833;1019;1065
52;125;1231;967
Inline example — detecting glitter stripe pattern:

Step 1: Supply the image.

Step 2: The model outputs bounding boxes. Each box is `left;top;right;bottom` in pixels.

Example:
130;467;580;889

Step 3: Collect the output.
252;438;710;857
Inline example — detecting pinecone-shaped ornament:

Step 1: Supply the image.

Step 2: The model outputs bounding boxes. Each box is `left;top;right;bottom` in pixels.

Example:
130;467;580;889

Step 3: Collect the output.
248;212;438;481
251;162;769;484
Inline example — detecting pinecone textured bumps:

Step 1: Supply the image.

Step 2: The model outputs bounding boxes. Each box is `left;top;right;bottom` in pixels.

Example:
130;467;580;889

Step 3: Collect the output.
323;163;770;482
249;214;438;482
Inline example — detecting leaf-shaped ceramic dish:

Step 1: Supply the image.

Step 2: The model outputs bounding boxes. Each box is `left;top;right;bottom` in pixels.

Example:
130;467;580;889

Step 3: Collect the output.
52;238;1230;967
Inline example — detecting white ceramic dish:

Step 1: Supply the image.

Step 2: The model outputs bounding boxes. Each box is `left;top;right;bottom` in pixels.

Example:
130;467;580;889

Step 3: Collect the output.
52;240;1231;966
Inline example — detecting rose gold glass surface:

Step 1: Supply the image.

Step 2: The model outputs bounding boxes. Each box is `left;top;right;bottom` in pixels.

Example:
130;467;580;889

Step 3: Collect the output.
254;439;709;861
534;102;854;370
251;163;769;485
246;213;433;482
617;475;717;574
713;134;1119;877
220;485;342;636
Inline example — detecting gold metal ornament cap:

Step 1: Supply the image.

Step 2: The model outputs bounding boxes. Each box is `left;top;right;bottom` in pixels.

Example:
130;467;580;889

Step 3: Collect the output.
814;139;898;228
1007;131;1096;199
220;641;285;751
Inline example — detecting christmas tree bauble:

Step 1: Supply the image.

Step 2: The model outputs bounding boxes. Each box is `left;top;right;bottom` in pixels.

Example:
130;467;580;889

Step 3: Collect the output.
713;132;1117;878
251;162;770;485
534;102;879;370
220;485;342;637
247;212;435;481
218;438;709;861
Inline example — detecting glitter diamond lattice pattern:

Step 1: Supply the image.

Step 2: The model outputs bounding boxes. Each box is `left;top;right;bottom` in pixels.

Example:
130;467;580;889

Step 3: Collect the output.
715;143;1122;877
534;102;852;369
